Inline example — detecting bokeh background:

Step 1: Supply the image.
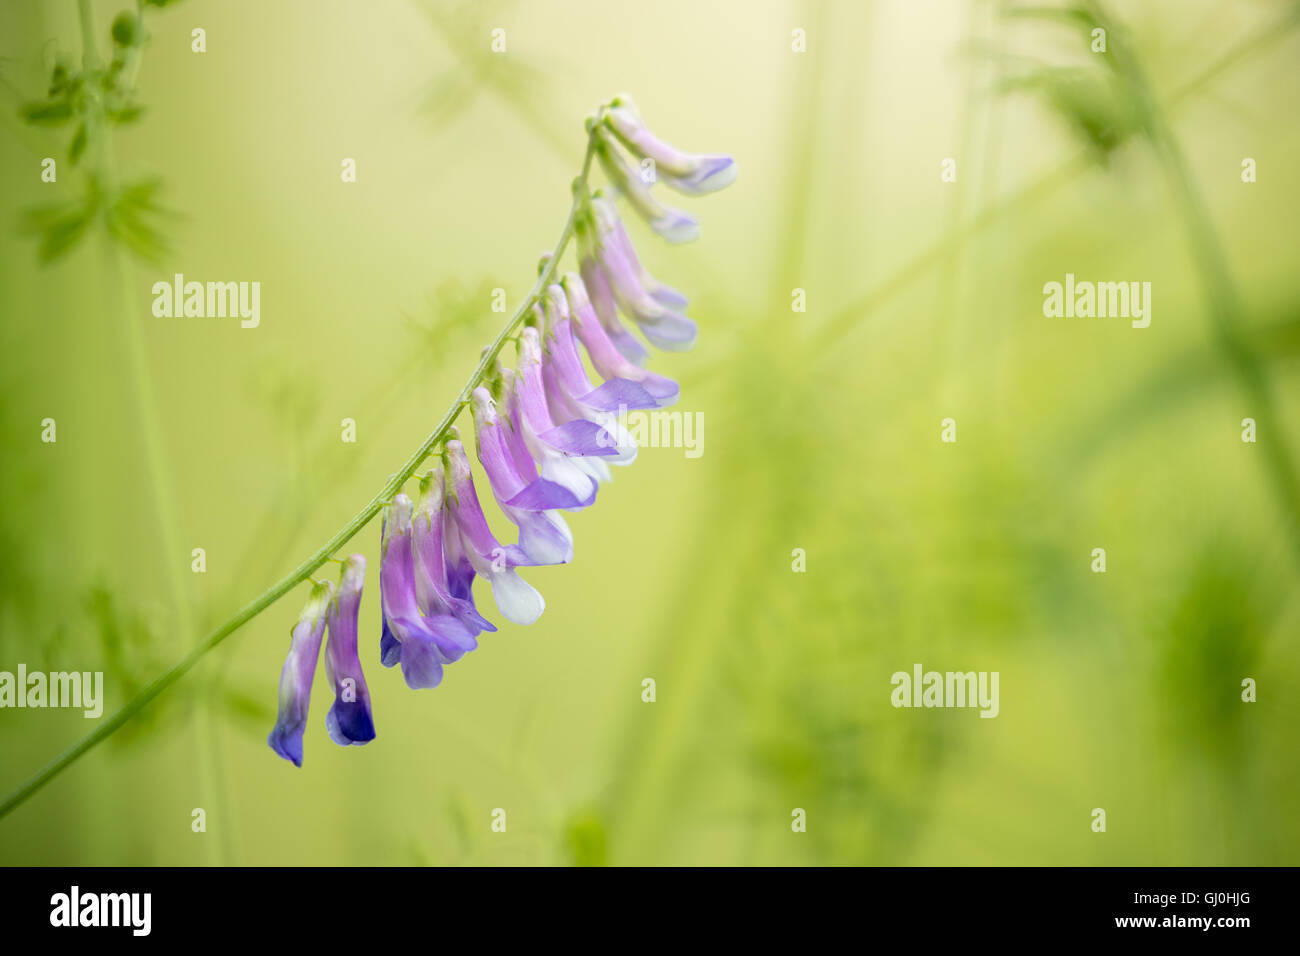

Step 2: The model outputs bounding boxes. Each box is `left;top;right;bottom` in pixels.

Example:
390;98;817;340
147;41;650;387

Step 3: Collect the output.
1;0;1297;865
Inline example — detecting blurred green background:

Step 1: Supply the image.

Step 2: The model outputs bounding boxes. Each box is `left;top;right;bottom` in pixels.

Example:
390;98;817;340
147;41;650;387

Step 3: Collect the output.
1;0;1298;865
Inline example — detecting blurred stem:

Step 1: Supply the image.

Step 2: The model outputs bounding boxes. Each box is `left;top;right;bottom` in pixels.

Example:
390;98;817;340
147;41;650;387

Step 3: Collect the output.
417;1;571;165
813;2;1300;353
1093;0;1300;562
76;0;226;864
604;0;835;862
1155;142;1300;557
0;130;600;824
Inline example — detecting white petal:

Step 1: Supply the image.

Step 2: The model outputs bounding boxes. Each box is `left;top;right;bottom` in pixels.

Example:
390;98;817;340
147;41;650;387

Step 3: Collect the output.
488;570;545;625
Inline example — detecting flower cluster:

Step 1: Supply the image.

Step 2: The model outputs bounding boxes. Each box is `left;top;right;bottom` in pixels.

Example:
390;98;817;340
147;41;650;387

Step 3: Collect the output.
269;96;735;765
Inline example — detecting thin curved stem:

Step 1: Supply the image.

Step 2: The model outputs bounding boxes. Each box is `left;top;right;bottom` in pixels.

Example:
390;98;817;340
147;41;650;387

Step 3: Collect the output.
0;135;599;823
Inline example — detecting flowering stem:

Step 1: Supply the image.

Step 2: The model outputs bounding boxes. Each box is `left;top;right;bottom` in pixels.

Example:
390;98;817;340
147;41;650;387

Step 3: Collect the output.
0;133;599;823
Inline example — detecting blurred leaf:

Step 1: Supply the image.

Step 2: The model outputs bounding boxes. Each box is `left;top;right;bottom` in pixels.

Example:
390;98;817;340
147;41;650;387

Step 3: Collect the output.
104;177;174;262
402;278;505;364
84;586;175;747
1154;541;1277;766
417;0;567;159
420;73;479;132
564;811;607;867
47;63;70;97
68;122;86;164
1004;4;1099;30
999;66;1140;159
248;362;322;435
21;185;100;263
21;99;73;126
107;105;144;125
212;683;274;729
116;176;165;212
1067;313;1300;466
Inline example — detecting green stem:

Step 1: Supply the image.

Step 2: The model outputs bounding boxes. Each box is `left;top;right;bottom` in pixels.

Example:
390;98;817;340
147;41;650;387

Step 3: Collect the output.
0;135;599;823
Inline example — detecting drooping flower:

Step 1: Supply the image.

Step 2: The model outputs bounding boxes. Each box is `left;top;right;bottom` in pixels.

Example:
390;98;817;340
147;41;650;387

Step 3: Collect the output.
592;199;689;311
542;284;658;417
576;228;650;368
441;479;496;627
468;383;581;571
443;437;549;623
267;579;334;767
324;554;376;747
378;493;478;689
507;327;610;507
562;272;680;406
411;465;496;637
592;122;700;244
602;95;737;196
473;374;591;512
539;284;649;463
585;194;698;352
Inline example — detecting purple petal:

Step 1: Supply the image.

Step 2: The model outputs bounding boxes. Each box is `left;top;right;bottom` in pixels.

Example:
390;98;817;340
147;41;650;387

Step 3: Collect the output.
593;130;700;244
268;581;333;767
396;631;445;689
471;387;532;503
565;273;680;406
591;198;700;350
579;377;658;412
604;104;738;196
580;257;649;367
661;155;738;196
538;418;621;457
380;618;401;667
636;311;698;352
515;329;599;506
324;555;376;747
543;314;599;401
443;440;508;564
647;209;701;244
505;476;588;510
501;506;573;566
412;469;496;635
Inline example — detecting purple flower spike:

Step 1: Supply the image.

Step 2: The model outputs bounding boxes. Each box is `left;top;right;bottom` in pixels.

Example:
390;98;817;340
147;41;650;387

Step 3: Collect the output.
324;554;376;747
593;127;700;244
443;439;550;624
590;196;698;353
604;98;738;196
562;273;681;407
380;494;478;690
412;467;496;636
263;94;733;768
268;580;334;767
